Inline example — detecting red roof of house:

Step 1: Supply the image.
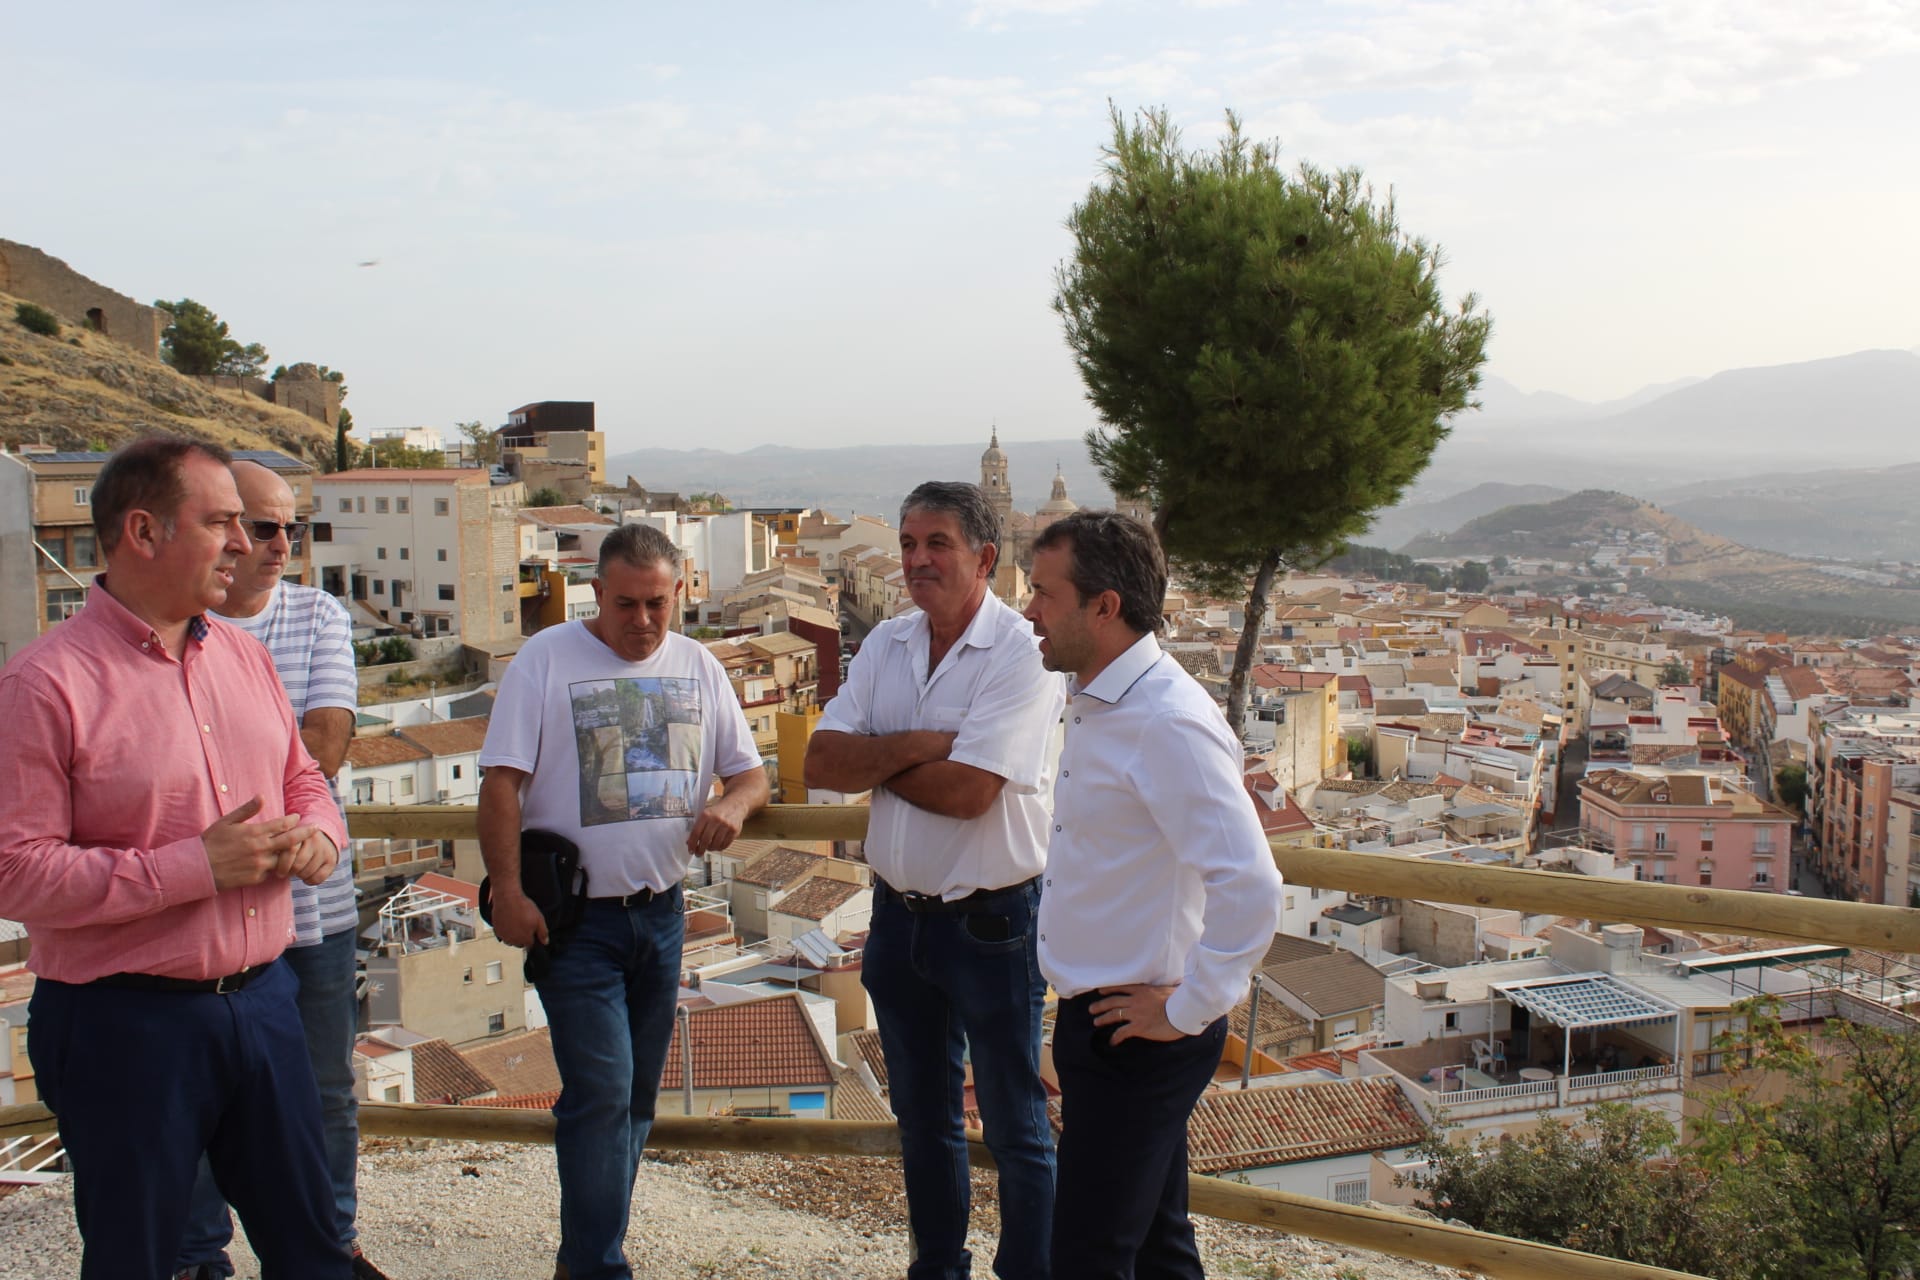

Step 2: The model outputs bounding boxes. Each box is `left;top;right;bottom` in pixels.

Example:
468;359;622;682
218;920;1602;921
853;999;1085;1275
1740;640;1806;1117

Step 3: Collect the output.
1186;1077;1425;1173
411;1037;498;1103
660;992;837;1090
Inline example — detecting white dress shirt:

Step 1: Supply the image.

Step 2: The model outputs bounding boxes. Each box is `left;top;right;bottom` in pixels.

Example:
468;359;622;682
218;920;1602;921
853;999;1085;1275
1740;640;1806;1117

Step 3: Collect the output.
816;594;1065;898
1039;632;1284;1035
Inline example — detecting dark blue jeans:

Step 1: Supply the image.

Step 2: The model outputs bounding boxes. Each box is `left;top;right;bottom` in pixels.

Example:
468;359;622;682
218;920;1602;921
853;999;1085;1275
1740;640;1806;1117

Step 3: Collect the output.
863;880;1055;1280
1049;995;1227;1280
538;890;685;1280
28;960;350;1280
177;926;362;1275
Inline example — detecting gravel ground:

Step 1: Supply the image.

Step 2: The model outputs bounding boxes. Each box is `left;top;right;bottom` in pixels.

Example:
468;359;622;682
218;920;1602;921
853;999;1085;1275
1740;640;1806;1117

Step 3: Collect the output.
0;1140;1463;1279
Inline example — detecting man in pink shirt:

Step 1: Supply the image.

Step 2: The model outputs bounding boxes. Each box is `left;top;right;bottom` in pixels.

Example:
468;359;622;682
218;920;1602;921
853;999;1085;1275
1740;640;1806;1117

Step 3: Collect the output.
0;436;351;1279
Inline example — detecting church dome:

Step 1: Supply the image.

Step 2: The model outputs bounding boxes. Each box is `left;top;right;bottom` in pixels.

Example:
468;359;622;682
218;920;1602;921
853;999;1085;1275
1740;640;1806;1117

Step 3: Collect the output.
1038;465;1078;516
981;428;1005;465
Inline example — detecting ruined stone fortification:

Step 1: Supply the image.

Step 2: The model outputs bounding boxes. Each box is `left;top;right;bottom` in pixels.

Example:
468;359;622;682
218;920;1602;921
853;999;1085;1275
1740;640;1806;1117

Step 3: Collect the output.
0;239;164;359
1;287;332;459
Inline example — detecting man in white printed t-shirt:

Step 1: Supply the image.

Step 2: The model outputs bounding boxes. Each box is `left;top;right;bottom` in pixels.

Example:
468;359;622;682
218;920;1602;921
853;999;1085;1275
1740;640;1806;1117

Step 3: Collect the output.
479;522;768;1280
806;480;1065;1280
1023;510;1283;1280
176;458;384;1280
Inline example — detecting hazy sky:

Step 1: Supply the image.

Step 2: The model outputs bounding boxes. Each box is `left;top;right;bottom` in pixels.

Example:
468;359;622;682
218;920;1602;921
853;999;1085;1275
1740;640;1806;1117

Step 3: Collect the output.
12;2;1919;454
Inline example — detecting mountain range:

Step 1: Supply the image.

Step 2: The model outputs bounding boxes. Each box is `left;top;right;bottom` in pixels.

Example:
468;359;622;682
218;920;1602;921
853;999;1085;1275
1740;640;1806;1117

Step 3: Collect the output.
605;348;1920;562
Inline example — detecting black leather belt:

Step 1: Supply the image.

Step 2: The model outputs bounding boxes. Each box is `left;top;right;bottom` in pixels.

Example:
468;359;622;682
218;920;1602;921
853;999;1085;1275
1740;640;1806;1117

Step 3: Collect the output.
878;876;1039;915
592;887;663;909
90;965;262;995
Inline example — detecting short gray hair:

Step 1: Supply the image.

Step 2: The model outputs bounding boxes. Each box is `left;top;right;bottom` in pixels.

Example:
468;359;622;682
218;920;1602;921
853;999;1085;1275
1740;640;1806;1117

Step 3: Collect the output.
599;522;681;576
899;480;1000;553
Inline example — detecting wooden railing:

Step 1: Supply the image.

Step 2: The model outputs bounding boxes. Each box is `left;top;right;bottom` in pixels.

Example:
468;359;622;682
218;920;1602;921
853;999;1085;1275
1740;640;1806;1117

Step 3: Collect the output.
350;802;1920;952
16;801;1917;1280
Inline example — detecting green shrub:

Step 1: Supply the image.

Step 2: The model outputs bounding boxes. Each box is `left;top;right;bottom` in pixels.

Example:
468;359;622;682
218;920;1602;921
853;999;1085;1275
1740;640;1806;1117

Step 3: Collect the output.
14;302;60;336
377;636;415;664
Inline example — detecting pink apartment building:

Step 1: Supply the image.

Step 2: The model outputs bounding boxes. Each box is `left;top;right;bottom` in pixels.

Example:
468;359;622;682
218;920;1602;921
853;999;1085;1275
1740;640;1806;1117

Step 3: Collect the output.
1577;768;1795;892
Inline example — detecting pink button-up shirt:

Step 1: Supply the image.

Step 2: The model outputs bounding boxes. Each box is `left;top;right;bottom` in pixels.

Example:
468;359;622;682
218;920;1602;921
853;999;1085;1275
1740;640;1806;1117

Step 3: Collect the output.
0;580;347;983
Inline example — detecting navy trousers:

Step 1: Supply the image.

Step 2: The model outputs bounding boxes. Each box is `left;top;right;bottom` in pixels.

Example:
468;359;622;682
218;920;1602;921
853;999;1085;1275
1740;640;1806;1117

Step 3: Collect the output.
1049;994;1228;1280
28;960;350;1280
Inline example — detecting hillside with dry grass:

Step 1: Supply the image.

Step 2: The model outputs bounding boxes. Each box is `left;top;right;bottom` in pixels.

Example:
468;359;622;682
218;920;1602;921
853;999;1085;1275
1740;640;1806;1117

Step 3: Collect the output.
1;291;334;461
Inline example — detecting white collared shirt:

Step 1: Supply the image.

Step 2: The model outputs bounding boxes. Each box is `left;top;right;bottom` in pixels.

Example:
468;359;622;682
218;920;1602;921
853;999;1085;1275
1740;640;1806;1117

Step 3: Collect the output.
1039;633;1284;1034
816;594;1065;898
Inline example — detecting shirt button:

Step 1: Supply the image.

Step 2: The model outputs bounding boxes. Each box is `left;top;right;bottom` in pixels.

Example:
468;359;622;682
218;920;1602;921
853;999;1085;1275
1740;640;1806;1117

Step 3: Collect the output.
1062;770;1069;778
247;907;257;918
219;784;229;794
1040;934;1046;941
1054;824;1061;832
140;642;150;650
1074;716;1082;724
202;724;212;733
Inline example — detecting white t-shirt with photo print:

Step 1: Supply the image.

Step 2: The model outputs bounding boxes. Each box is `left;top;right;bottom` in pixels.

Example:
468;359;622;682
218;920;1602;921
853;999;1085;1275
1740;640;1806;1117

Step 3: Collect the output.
479;622;762;896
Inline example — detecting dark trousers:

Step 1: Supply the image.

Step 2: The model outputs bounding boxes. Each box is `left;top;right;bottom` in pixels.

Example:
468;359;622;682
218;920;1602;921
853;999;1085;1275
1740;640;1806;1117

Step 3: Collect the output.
1049;994;1227;1280
27;960;350;1280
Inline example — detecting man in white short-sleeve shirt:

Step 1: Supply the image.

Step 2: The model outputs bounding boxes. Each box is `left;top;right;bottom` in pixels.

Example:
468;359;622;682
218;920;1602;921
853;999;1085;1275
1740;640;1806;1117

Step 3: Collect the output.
806;480;1064;1280
479;523;768;1280
1023;510;1283;1280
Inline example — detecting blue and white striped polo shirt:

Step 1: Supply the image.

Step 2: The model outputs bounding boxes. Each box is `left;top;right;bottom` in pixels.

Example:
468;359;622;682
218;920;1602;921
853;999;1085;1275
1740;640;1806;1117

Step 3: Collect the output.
219;583;360;944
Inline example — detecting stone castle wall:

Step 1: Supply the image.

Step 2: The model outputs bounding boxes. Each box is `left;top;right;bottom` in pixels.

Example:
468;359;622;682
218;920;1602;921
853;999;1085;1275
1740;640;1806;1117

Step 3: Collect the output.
0;239;165;359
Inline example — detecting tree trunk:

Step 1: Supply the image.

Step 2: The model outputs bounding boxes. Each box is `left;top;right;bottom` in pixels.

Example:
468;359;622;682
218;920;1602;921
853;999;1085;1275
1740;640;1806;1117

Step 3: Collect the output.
1225;548;1283;742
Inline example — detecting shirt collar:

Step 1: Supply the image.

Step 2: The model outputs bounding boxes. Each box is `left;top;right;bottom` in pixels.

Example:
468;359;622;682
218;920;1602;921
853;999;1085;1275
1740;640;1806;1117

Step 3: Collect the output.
891;593;1004;653
1074;631;1162;705
84;577;210;653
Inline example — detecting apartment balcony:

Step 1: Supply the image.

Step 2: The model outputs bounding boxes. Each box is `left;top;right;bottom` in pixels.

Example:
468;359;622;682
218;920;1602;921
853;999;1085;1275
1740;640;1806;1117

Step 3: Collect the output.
1364;1029;1680;1122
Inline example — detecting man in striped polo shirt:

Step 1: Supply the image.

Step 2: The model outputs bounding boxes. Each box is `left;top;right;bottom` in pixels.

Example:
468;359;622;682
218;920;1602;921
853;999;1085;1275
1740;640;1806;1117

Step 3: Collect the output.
175;460;388;1280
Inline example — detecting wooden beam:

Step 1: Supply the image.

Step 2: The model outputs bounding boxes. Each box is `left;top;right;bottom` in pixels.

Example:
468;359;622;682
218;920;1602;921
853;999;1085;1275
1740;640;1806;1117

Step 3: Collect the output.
344;804;1920;952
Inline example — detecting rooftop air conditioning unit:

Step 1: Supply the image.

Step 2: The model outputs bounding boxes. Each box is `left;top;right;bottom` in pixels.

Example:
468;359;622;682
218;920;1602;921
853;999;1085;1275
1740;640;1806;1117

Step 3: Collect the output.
434;790;450;803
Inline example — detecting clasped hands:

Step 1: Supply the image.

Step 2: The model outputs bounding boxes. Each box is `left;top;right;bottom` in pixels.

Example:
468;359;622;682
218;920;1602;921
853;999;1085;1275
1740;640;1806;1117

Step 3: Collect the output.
203;794;338;890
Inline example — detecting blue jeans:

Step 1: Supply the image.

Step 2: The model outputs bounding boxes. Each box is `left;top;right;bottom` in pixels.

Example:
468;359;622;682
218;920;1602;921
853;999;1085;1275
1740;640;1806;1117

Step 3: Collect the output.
863;880;1055;1280
177;926;362;1275
28;961;349;1280
538;891;685;1280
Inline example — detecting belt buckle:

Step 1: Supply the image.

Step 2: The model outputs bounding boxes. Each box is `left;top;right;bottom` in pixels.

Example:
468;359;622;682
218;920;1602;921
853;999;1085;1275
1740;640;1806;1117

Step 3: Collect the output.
900;890;936;913
214;967;249;995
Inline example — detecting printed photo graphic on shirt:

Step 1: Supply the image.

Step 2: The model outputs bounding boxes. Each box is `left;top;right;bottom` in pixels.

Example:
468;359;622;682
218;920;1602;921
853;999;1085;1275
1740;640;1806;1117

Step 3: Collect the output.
569;677;703;826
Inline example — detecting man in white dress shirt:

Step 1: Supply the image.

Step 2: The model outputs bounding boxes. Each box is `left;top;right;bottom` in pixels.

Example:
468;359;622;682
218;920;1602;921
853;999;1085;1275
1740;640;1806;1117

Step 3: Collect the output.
806;481;1065;1280
1023;509;1284;1280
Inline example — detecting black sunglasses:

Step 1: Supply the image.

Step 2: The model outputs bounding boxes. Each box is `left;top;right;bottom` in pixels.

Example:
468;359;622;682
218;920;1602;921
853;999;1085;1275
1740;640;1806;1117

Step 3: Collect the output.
247;519;310;544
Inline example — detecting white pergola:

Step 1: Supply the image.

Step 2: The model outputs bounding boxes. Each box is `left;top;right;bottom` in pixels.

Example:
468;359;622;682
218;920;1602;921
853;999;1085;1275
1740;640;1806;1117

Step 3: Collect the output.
1493;972;1684;1087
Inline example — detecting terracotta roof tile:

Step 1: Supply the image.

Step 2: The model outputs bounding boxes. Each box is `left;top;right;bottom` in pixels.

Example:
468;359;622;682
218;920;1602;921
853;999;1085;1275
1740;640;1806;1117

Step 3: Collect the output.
849;1027;888;1090
660;992;837;1090
771;877;866;922
832;1066;894;1122
345;734;434;768
1228;992;1312;1057
458;1028;560;1098
1186;1077;1424;1173
736;846;826;889
397;715;491;757
411;1037;498;1103
518;504;615;526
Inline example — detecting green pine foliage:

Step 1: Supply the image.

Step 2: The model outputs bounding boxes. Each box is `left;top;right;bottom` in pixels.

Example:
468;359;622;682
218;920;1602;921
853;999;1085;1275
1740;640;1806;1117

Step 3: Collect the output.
1054;106;1490;735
